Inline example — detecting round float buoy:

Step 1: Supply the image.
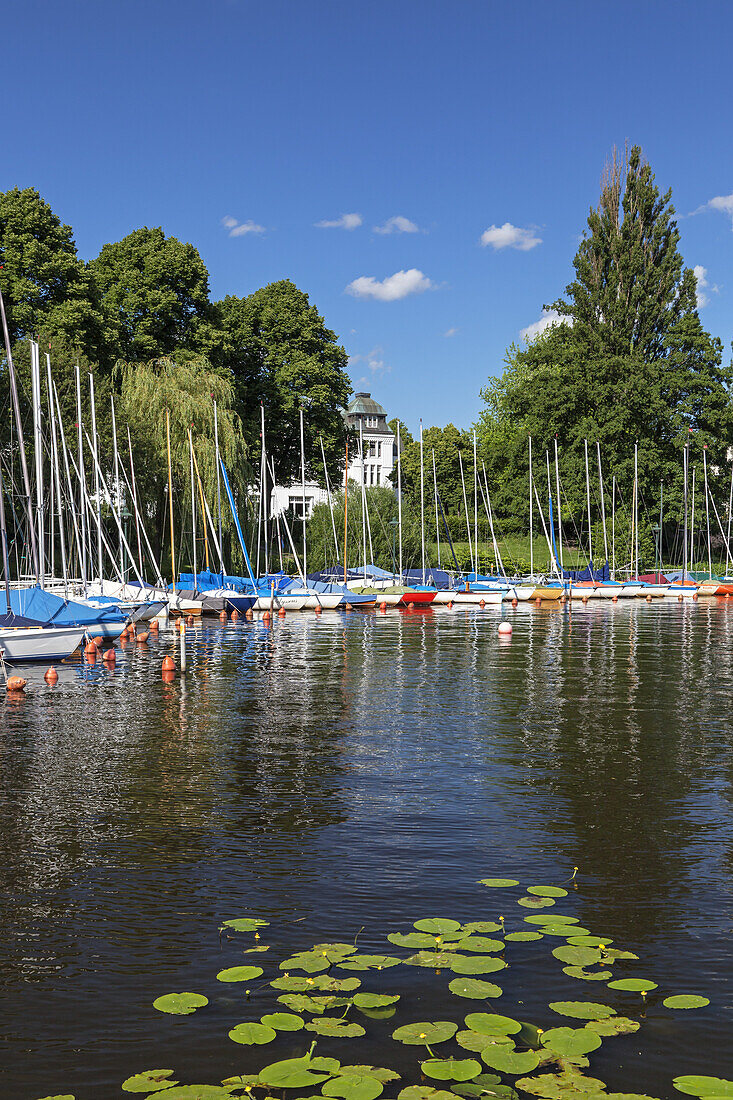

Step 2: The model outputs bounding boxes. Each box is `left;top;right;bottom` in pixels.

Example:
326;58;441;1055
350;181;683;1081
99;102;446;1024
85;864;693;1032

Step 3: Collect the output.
6;676;27;692
186;615;194;626
479;599;486;608
136;631;149;644
84;642;98;658
161;656;175;673
231;610;239;621
149;619;159;631
44;667;58;684
380;601;387;611
219;610;227;622
535;597;541;607
314;605;322;615
447;600;453;609
678;594;683;602
245;609;253;619
278;607;286;618
162;668;175;683
582;595;588;604
407;601;415;610
498;621;512;636
103;648;116;663
646;594;652;603
262;610;271;622
692;592;699;602
511;598;518;608
345;603;353;611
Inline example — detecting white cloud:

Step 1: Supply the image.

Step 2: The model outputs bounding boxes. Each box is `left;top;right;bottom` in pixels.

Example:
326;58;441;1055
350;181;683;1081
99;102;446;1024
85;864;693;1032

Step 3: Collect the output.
693;265;709;308
348;346;390;376
346;268;433;301
520;309;563;342
222;216;265;237
444;327;458;338
480;222;542;251
691;193;733;224
315;212;363;230
373;215;421;235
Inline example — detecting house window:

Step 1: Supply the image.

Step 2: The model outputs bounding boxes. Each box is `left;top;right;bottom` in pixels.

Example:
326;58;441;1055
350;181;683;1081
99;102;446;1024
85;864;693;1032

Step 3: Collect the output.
376;467;381;485
289;496;308;518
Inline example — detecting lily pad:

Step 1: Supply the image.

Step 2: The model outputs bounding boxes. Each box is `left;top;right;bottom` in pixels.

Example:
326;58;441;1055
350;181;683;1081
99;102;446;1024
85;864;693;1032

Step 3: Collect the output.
527;885;568;897
456;1030;512;1052
258;1057;337;1089
608;978;658;993
540;1026;602;1059
392;1021;458;1045
450;956;506;976
524;915;579;925
464;1013;522;1036
673;1077;733;1097
463;922;503;934
338;955;401;971
310;975;361;992
478;879;519;888
566;935;613;947
458;937;504;954
406;951;457;969
353;992;400;1009
387;932;438;949
122;1070;179;1093
216;965;263;983
552;946;603;967
562;966;613;982
414;918;463;935
422;1059;482;1082
260;1012;304;1031
322;1075;384;1100
153;993;208;1015
540;926;591;937
228;1021;276;1045
339;1067;400;1084
305;1019;366;1038
277;994;329;1014
448;978;502;999
151;1090;233;1099
279;952;331;973
549;1000;616;1020
505;931;543;942
517;897;555;909
480;1047;539;1074
272;975;321;992
585;1017;640;1036
663;995;710;1010
515;1070;608;1097
398;1089;463;1100
221;917;269;932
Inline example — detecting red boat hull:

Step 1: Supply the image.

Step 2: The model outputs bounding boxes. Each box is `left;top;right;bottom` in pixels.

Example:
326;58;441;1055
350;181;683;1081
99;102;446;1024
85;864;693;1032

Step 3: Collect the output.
398;590;437;607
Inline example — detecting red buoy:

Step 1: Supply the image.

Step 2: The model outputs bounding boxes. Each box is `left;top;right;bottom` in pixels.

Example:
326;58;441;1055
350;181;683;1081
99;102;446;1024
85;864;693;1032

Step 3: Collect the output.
230;609;239;620
692;592;699;602
262;610;271;622
345;603;353;611
162;656;175;673
103;648;116;663
6;676;26;692
314;605;322;615
535;597;542;607
44;667;58;684
136;631;149;644
84;642;98;658
511;598;518;607
408;601;415;610
149;619;159;631
219;610;227;622
278;607;286;618
380;601;387;611
479;599;485;608
612;595;618;603
447;600;453;609
245;609;253;619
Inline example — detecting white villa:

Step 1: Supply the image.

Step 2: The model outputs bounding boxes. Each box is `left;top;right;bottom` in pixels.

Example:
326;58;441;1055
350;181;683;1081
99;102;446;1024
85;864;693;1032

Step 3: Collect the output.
270;392;396;518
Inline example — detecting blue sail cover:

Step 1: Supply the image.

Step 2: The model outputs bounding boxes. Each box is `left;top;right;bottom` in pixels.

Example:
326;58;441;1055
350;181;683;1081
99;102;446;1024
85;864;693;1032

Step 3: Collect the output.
403;568;451;589
7;586;126;627
562;561;610;582
176;570;256;592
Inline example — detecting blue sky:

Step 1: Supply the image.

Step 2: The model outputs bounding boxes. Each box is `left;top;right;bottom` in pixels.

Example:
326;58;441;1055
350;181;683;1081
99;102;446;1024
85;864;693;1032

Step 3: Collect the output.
3;0;733;433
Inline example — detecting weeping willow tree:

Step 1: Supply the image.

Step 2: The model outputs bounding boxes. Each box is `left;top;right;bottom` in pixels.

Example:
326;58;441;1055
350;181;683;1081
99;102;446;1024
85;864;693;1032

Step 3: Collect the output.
118;356;252;576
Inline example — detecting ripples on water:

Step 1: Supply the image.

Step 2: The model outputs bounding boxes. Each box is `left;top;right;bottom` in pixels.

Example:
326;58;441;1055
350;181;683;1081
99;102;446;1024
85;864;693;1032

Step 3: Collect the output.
1;602;733;1097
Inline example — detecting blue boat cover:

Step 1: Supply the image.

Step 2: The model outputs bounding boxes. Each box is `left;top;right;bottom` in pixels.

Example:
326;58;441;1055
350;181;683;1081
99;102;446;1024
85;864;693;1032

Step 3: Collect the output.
562;561;610;582
403;568;451;589
177;569;255;592
7;586;126;627
0;612;50;629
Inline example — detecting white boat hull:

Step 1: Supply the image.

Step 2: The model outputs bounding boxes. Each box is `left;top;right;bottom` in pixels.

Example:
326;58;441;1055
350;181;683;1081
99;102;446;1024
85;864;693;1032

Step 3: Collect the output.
253;593;308;611
0;625;86;662
450;590;505;606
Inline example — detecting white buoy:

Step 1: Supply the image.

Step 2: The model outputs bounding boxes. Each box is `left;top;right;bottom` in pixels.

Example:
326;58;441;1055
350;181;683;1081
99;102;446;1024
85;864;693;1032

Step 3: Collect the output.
498;621;512;636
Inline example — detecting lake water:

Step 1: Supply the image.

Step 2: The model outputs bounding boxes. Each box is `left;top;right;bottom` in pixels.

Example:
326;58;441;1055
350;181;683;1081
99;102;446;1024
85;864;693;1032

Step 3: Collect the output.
2;601;733;1099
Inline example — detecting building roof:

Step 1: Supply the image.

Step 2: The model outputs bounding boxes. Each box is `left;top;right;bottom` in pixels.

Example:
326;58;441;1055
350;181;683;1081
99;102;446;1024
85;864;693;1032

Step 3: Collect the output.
347;392;387;418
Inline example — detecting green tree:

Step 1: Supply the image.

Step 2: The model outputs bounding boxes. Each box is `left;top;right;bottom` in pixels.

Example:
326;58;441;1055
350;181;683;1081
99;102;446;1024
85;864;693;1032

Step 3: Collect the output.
393;423;473;518
477;146;733;543
307;484;420;572
216;280;351;485
89;227;215;363
0;187;109;363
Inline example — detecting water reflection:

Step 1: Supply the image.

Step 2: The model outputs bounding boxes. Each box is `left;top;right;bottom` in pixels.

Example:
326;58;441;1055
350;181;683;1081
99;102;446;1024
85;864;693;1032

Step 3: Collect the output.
1;603;733;1096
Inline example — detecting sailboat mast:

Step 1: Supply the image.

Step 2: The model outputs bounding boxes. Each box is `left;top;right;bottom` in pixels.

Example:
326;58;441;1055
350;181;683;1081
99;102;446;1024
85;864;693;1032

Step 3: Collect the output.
703;445;712;579
261;403;269;575
127;427;144;581
584;438;593;567
459;450;472;572
611;475;616;580
396;421;403;580
359;418;368;580
554;437;563;573
189;429;198;585
597;441;609;566
0;461;12;612
30;341;45;585
46;354;68;592
300;406;307;578
343;435;348;582
111;395;124;579
419;420;425;583
690;465;696;570
166;408;176;587
634;441;639;578
529;436;534;578
74;362;88;592
213;400;224;574
727;464;733;578
320;433;340;562
683;443;688;581
432;448;440;568
473;429;478;575
88;373;103;588
0;286;39;580
658;479;664;583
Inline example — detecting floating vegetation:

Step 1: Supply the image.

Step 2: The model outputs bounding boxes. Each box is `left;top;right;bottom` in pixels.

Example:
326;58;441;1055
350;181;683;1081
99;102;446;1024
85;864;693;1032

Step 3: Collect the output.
41;873;725;1100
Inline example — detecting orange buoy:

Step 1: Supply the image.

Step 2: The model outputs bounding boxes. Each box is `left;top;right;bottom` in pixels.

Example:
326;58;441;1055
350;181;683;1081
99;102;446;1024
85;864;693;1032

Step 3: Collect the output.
162;668;175;683
84;642;98;658
447;600;453;609
692;592;699;602
646;594;652;603
380;601;387;611
479;599;485;608
314;605;322;615
6;676;26;692
230;609;239;620
136;631;149;644
44;667;58;684
149;619;159;631
161;656;175;673
186;615;194;626
278;606;286;618
262;610;271;622
408;601;415;610
612;595;618;603
219;610;227;622
511;598;518;607
582;595;588;604
245;609;253;619
678;594;683;602
103;648;116;663
345;603;353;611
535;597;542;607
